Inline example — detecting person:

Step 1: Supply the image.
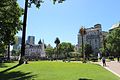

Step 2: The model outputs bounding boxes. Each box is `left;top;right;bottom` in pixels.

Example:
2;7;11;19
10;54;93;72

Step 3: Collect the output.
98;52;101;60
102;57;106;66
117;56;119;62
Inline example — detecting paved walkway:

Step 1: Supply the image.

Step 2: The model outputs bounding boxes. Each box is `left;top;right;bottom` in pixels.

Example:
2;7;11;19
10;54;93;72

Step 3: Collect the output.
98;61;120;77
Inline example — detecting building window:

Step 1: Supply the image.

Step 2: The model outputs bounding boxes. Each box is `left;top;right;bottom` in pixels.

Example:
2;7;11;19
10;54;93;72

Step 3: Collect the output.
95;39;97;44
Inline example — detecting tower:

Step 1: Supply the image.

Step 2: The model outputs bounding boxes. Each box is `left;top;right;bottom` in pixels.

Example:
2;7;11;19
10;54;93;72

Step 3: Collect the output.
41;39;46;57
27;36;35;44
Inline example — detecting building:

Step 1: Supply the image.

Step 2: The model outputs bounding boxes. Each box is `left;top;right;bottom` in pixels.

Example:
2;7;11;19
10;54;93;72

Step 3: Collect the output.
13;36;46;59
13;36;22;50
25;39;46;59
27;36;35;45
109;22;120;31
77;24;106;54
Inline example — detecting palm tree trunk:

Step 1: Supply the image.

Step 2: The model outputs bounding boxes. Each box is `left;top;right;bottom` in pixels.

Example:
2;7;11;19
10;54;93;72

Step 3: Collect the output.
82;35;86;63
57;46;58;59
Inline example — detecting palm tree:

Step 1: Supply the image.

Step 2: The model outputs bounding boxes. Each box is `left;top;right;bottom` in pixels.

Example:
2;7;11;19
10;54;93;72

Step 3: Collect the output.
54;37;60;59
79;27;86;63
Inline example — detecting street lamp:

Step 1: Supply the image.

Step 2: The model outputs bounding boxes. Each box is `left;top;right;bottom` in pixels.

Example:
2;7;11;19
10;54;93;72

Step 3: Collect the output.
79;27;86;63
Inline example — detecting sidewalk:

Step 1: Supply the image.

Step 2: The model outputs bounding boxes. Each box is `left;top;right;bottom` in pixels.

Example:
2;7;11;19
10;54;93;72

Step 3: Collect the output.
98;61;120;78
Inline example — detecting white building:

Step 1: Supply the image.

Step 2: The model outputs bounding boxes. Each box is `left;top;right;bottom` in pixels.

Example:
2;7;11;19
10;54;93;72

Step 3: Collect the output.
110;22;120;31
78;24;105;54
25;40;46;59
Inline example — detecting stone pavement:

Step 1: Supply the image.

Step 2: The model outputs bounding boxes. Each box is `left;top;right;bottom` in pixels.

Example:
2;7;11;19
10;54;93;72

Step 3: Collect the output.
98;61;120;78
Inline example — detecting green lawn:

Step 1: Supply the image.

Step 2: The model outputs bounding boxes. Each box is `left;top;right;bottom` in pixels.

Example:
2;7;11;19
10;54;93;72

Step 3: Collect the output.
0;61;120;80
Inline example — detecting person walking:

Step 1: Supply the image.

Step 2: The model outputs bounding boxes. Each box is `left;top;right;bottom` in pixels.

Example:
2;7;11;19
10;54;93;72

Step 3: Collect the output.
117;56;119;62
102;57;106;66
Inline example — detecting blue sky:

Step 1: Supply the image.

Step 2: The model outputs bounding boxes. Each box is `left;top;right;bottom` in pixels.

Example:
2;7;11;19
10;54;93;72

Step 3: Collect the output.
17;0;120;47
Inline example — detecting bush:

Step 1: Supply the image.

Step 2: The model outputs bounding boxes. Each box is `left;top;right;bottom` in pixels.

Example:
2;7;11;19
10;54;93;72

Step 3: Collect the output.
108;56;114;61
0;57;7;63
90;57;98;62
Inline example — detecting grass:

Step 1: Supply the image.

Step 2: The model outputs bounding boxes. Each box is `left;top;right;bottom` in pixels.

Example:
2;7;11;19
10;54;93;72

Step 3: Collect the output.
0;61;120;80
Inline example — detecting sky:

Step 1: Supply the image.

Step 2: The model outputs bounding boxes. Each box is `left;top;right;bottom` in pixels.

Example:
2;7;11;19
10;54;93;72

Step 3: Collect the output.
17;0;120;47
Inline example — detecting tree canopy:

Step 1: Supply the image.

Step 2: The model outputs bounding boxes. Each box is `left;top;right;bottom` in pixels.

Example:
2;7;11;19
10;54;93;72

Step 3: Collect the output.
54;37;60;47
84;43;93;58
106;28;120;56
28;0;65;8
58;42;74;58
0;0;23;55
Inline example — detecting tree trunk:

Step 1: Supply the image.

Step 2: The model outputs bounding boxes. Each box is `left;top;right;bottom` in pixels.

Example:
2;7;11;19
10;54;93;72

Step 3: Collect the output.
82;35;86;63
7;44;10;60
19;0;28;64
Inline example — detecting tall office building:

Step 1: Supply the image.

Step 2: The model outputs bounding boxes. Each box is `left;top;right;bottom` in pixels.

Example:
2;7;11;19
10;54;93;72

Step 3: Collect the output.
13;36;22;50
27;36;35;44
77;24;106;54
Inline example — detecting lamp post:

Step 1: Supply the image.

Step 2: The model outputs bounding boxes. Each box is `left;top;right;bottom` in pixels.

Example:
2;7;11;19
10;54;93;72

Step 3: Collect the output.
79;27;86;63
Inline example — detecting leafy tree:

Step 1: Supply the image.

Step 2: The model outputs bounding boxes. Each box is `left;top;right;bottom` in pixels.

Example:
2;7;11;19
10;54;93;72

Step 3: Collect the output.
0;0;23;60
106;43;114;56
12;49;21;56
58;42;74;58
99;47;106;56
106;28;120;57
0;43;6;56
84;44;93;59
45;46;54;60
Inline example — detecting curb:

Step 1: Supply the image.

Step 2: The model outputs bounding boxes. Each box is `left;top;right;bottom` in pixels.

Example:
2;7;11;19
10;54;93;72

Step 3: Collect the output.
104;66;120;78
98;62;120;78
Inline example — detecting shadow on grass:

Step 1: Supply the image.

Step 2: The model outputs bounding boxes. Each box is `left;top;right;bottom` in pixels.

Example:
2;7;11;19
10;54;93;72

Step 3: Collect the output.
0;64;21;73
78;78;93;80
0;71;36;80
0;63;8;68
0;64;36;80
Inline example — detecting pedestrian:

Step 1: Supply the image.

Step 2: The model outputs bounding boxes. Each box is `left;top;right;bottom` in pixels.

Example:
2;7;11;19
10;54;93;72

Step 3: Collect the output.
98;52;101;60
102;57;106;66
117;56;119;62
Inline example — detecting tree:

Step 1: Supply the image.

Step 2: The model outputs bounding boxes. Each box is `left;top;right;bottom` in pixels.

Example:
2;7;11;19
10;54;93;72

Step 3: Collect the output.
54;37;60;47
11;48;21;56
99;47;106;57
79;27;86;63
0;0;23;60
106;28;120;57
58;42;74;59
0;43;6;56
20;0;65;64
84;44;93;60
54;37;60;59
45;46;54;60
